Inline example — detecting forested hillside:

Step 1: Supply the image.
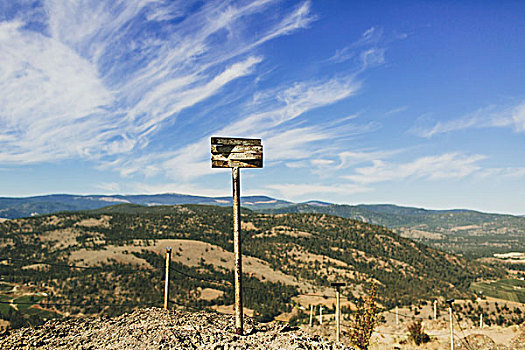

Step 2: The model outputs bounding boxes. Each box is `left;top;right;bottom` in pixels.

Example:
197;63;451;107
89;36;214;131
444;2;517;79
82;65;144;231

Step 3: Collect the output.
265;204;525;256
0;204;503;329
2;194;524;257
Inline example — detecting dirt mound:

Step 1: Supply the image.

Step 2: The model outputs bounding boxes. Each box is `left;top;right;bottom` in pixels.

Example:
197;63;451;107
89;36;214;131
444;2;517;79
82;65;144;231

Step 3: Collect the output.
509;328;525;350
0;308;354;349
456;332;525;350
456;334;498;350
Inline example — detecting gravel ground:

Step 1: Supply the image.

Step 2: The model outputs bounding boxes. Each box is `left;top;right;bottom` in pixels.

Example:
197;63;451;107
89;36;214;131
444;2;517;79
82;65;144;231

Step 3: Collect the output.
0;308;355;349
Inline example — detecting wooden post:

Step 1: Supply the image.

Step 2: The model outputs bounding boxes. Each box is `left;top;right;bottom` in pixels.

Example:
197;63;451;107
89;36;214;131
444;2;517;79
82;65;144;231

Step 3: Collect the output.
336;289;341;342
449;306;454;350
232;167;243;335
319;305;323;325
480;313;483;328
211;137;262;336
447;299;454;350
309;304;313;326
395;306;399;325
331;282;345;342
434;300;437;321
164;247;172;310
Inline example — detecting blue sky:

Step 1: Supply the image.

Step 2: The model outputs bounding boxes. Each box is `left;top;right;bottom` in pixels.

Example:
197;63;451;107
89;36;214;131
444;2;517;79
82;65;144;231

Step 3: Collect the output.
0;0;524;214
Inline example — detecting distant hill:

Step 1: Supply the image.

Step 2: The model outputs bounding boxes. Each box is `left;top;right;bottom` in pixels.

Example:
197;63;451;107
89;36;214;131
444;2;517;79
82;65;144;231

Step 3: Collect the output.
0;204;503;329
263;204;525;257
0;194;292;219
1;193;524;256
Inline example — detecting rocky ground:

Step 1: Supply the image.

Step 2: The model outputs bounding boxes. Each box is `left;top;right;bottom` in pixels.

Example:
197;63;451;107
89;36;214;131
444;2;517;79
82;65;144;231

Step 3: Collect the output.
0;308;354;349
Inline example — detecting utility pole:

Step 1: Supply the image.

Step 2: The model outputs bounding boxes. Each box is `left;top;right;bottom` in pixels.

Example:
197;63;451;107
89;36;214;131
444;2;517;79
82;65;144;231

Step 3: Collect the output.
211;137;263;336
164;247;172;310
434;300;437;321
331;282;346;342
447;299;454;350
309;304;314;326
395;306;399;325
480;313;483;328
319;305;323;325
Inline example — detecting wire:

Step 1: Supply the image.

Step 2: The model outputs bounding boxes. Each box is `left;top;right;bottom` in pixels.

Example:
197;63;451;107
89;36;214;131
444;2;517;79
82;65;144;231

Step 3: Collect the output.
2;257;143;272
452;310;475;350
0;300;158;308
169;266;226;284
384;308;427;320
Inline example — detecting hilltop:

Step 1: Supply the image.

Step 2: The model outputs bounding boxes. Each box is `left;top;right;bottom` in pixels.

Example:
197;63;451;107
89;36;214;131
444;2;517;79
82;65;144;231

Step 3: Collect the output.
0;193;292;219
0;204;503;330
264;203;525;257
0;308;352;349
1;193;524;257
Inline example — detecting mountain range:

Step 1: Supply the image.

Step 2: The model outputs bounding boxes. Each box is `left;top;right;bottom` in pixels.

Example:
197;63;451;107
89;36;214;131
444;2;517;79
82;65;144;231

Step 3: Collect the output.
0;203;504;329
1;193;524;256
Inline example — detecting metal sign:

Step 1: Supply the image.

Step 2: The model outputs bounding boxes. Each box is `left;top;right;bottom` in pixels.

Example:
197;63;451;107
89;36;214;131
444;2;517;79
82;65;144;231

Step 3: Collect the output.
211;137;262;168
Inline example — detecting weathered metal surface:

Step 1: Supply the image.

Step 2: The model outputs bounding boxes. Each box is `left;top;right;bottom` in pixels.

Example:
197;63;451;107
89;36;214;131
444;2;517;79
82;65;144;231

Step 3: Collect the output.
211;137;261;146
232;167;243;335
211;137;263;168
211;159;262;168
211;145;262;153
212;153;262;161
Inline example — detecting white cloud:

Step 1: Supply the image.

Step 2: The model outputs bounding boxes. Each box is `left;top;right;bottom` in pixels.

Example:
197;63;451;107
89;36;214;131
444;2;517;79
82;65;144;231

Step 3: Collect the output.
328;26;383;64
131;182;229;198
476;167;525;180
0;20;113;163
113;75;363;180
0;0;315;164
337;150;400;169
413;101;525;138
95;182;121;193
344;153;486;184
266;183;371;200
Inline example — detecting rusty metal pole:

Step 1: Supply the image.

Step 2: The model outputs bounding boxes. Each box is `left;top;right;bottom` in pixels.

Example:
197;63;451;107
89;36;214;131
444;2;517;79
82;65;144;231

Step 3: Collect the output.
232;167;243;335
164;247;172;310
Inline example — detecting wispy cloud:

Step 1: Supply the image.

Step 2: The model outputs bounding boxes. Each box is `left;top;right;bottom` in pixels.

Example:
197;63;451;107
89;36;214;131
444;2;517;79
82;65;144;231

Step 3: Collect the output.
131;182;229;197
114;75;363;180
344;152;486;184
476;167;525;180
0;0;315;164
266;183;371;200
95;182;122;193
412;100;525;138
329;26;383;64
337;149;401;169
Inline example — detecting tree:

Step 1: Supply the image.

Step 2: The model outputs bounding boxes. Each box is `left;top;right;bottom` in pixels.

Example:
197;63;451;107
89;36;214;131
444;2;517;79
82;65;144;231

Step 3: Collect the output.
407;319;430;346
349;284;379;350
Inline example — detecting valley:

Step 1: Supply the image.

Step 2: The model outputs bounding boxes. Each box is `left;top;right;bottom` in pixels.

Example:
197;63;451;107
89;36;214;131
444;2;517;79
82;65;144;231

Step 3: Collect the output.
0;203;523;349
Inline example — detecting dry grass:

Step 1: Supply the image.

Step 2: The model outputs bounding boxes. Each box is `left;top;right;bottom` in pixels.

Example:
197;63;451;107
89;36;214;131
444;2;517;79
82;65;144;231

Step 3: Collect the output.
39;228;81;249
74;216;111;228
65;239;314;290
197;288;224;301
69;246;151;268
212;304;255;317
